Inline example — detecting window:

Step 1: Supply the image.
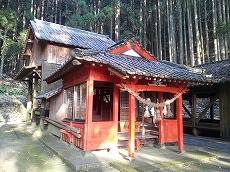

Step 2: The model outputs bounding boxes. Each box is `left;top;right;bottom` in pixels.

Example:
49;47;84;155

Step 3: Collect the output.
75;83;86;120
64;82;86;121
120;91;129;108
65;87;74;119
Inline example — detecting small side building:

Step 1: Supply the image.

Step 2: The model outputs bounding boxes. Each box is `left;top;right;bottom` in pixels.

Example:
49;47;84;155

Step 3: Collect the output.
183;59;230;138
14;19;115;126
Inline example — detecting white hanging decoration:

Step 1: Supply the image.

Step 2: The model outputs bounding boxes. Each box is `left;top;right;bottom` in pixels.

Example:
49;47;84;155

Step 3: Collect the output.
150;107;155;117
120;83;187;108
163;105;167;117
144;106;150;117
167;104;174;118
156;107;161;121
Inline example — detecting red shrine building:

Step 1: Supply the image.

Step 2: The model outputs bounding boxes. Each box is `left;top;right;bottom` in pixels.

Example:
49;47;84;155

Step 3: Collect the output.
15;19;211;157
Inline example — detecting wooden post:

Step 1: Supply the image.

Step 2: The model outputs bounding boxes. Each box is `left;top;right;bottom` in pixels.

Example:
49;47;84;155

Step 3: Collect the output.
32;74;39;124
158;92;164;147
113;85;119;148
210;95;214;121
177;94;184;151
191;92;197;136
84;76;94;151
39;99;46;130
128;86;136;157
26;80;33;122
141;92;145;138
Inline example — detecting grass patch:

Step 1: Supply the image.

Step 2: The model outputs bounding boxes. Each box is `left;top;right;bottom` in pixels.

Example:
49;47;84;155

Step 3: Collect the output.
110;162;139;172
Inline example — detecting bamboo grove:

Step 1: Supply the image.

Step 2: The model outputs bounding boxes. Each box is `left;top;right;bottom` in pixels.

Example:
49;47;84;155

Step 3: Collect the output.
0;0;230;78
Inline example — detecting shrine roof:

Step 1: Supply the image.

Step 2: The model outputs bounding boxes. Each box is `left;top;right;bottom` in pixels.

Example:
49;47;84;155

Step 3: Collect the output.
30;19;115;50
195;59;230;83
45;50;212;84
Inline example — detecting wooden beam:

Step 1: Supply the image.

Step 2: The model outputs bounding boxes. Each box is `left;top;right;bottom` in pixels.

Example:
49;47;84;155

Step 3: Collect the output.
196;94;219;123
108;67;129;79
45;118;81;138
136;84;180;94
182;103;192;118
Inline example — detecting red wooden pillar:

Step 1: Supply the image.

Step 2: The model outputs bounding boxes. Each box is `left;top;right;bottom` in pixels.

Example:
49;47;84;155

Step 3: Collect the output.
128;88;136;157
84;75;94;151
113;85;119;147
177;94;184;151
158;92;165;147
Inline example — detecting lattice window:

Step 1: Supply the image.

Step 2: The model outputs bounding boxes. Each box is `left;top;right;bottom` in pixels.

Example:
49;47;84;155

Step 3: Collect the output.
120;91;129;108
65;87;74;119
75;82;86;120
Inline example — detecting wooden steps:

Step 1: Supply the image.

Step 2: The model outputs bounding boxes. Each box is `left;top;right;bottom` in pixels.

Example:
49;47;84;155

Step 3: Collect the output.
117;130;158;147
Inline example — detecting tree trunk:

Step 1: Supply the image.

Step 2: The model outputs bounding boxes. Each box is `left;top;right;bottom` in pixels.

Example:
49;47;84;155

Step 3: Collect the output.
177;0;184;64
198;0;205;64
213;0;219;61
139;2;143;45
163;17;167;60
224;0;229;59
218;1;225;60
204;0;210;63
114;0;120;42
169;0;176;63
158;0;162;60
143;0;147;49
0;30;7;80
193;0;201;65
187;0;195;66
167;0;172;62
183;1;188;65
154;4;158;57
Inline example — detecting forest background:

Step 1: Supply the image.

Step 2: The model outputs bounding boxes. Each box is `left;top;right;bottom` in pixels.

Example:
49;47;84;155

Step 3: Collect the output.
0;0;230;79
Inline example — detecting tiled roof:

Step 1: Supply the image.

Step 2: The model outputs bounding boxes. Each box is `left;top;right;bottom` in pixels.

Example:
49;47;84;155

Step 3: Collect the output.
76;53;211;83
45;50;212;84
36;85;62;99
195;59;230;83
14;66;40;80
30;19;115;50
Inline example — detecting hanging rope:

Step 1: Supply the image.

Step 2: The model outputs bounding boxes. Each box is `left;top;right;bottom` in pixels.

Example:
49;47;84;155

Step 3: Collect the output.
120;83;187;108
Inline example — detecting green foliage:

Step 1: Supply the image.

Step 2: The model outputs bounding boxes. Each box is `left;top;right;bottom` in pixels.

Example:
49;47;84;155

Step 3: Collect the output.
103;6;113;16
0;85;24;96
64;2;113;33
216;22;230;37
0;8;16;31
5;39;23;57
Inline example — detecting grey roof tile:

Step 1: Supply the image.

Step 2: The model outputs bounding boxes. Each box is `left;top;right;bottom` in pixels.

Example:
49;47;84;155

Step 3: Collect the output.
36;85;63;99
45;50;212;84
74;52;212;83
30;19;115;50
195;59;230;83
